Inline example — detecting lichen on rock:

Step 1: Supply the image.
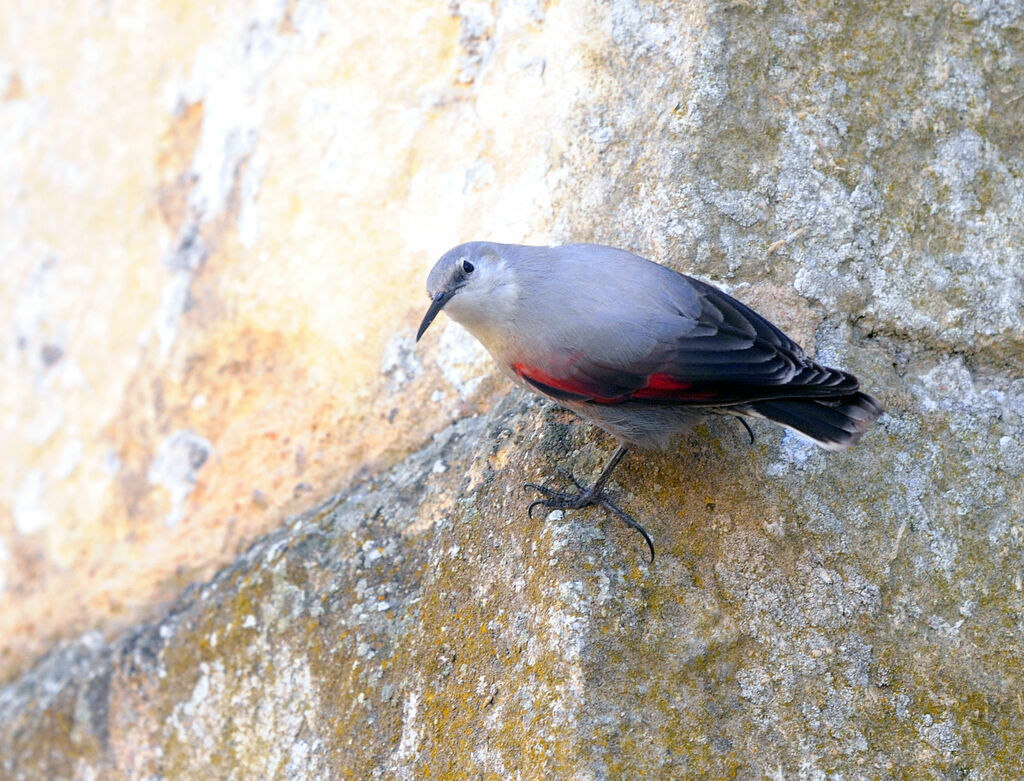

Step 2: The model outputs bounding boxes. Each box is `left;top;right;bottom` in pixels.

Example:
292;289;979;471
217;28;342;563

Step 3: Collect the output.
2;0;1023;777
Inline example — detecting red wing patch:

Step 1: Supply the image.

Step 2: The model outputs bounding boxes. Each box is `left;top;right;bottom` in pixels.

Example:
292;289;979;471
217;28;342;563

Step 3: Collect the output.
512;364;719;405
630;373;718;401
511;362;621;403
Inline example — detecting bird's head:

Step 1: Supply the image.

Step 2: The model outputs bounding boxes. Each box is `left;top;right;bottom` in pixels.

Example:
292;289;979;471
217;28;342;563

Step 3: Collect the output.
416;242;520;342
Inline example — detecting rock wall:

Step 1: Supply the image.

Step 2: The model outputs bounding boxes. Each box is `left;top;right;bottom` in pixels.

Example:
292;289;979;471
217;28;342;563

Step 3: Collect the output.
2;0;1023;777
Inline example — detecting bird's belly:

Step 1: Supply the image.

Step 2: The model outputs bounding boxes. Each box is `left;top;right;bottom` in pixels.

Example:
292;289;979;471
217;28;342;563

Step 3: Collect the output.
562;400;709;450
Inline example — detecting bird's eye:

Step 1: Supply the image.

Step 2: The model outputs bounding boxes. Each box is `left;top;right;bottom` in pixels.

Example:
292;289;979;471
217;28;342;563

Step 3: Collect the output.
462;260;475;274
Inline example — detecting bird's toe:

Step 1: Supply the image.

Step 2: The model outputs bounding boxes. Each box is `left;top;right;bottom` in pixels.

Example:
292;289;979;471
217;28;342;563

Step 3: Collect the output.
554;466;587;491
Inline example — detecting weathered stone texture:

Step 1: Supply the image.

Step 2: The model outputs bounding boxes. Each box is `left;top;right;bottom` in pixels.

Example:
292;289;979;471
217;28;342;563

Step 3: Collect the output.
2;0;1023;777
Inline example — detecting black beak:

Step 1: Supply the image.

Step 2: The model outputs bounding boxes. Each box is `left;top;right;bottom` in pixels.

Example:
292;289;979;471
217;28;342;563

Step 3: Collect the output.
416;290;455;342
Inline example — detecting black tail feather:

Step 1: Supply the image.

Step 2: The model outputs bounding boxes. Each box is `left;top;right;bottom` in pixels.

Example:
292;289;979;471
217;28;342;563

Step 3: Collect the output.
749;392;884;451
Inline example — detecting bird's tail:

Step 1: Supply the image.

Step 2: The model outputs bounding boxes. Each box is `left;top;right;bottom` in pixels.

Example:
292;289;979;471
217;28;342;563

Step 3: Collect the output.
746;392;884;451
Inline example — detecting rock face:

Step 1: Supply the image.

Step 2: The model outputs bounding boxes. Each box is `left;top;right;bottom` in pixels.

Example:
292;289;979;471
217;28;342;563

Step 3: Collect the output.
2;0;1023;777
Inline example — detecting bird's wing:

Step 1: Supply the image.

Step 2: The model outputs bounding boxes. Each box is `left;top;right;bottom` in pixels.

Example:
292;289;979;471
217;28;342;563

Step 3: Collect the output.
512;275;859;407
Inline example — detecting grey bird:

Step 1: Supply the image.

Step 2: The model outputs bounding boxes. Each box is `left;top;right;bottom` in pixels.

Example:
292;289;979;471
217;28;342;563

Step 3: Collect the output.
416;242;883;561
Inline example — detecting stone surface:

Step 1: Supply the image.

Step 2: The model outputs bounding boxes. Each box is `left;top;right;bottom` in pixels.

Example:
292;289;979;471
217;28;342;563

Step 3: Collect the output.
2;0;1023;777
2;385;1023;778
0;0;515;677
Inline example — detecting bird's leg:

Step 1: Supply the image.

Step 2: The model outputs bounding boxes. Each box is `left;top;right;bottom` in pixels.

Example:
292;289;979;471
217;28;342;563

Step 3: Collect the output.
524;444;630;514
523;443;656;562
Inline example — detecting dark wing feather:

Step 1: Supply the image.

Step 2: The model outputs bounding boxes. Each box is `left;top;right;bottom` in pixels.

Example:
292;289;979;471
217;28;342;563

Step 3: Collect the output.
515;275;859;407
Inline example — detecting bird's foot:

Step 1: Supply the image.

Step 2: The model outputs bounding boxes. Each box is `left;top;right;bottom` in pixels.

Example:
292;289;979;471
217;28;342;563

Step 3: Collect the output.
523;475;656;563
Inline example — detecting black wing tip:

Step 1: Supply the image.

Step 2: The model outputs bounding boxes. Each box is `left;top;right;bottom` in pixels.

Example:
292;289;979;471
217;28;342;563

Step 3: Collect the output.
751;391;884;451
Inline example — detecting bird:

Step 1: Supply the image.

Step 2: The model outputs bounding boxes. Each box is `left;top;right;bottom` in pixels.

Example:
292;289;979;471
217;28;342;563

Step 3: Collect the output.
416;242;883;562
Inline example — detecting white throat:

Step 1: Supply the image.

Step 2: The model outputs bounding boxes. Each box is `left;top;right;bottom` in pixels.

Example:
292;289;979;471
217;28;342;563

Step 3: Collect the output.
444;258;520;355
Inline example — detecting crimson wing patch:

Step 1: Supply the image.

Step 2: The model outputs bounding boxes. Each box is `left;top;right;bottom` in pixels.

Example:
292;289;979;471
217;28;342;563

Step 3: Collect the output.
512;362;718;405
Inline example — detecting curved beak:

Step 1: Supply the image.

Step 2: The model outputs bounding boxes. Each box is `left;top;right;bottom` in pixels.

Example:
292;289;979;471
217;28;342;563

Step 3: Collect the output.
416;290;456;342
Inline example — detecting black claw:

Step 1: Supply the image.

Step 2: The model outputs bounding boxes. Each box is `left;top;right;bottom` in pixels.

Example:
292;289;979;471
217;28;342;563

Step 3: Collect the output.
601;500;656;563
736;416;756;445
527;499;546;519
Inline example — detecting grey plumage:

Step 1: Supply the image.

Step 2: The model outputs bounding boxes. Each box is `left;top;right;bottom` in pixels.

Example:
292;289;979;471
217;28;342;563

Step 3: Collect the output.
417;241;884;560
